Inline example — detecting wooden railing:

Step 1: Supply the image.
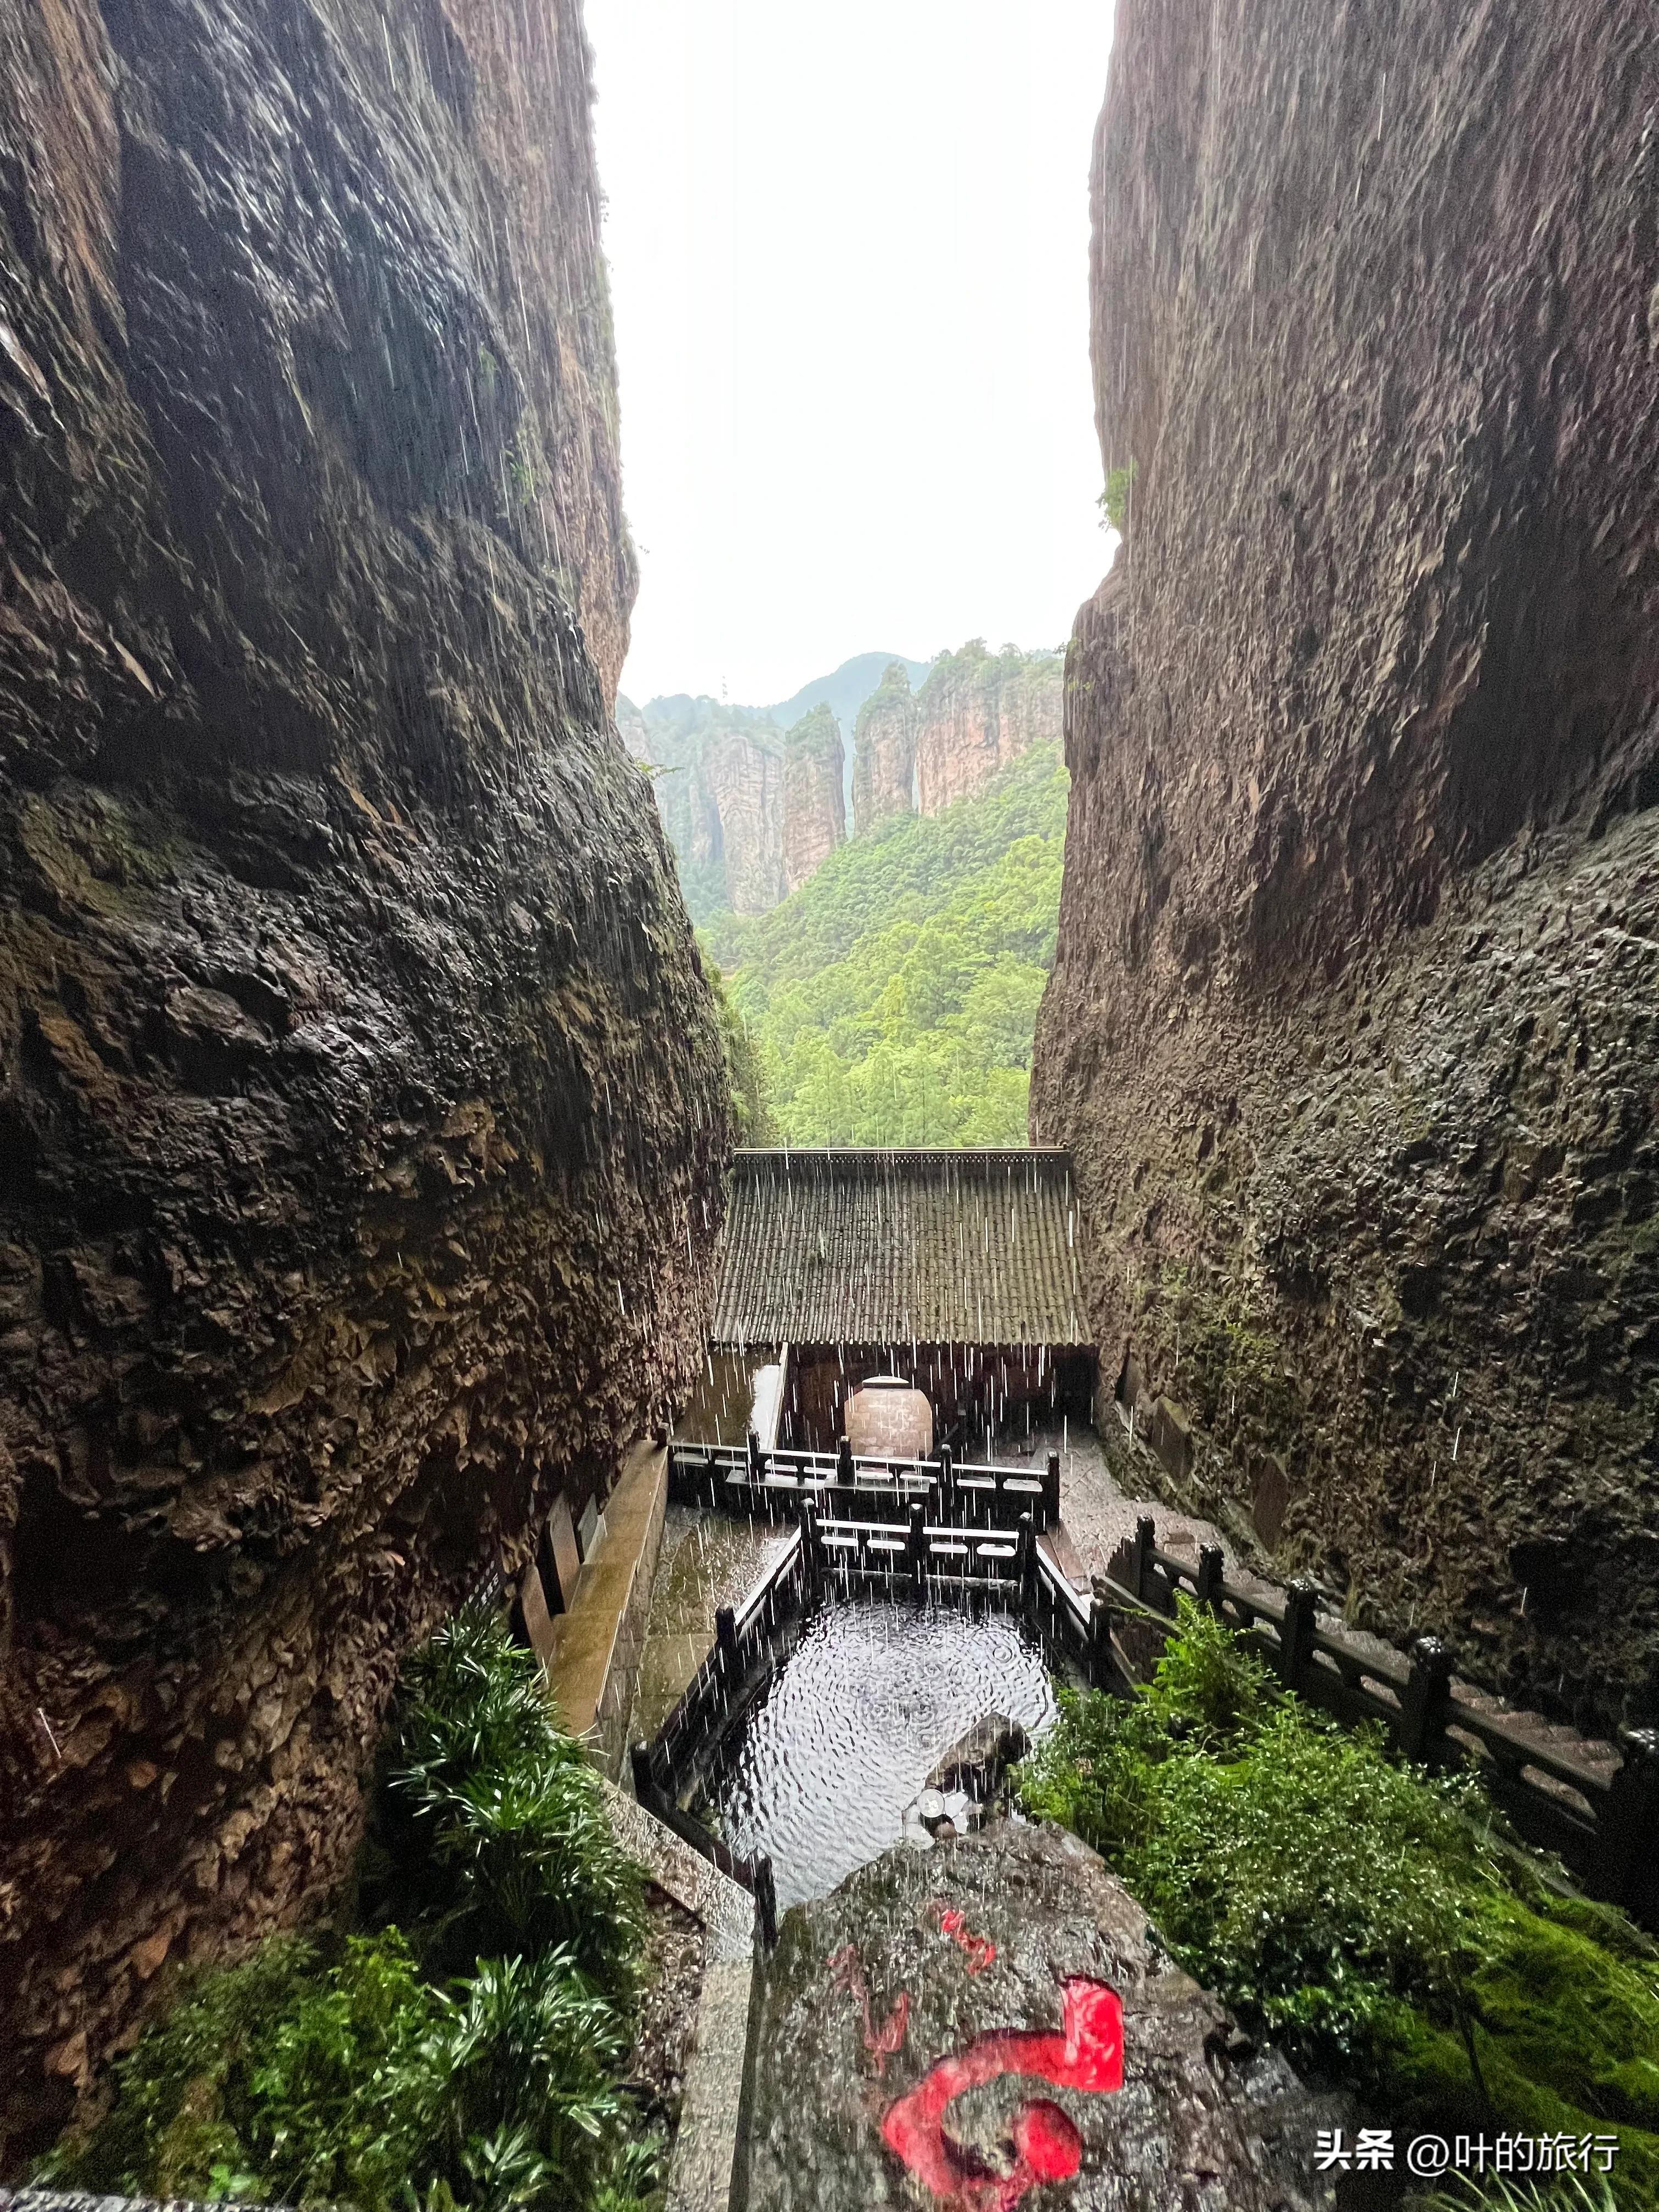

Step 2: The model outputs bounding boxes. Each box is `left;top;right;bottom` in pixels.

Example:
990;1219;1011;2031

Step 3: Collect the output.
628;1527;819;1949
634;1482;1659;1937
631;1497;1122;1936
669;1436;1060;1531
629;1754;778;1951
1100;1515;1659;1926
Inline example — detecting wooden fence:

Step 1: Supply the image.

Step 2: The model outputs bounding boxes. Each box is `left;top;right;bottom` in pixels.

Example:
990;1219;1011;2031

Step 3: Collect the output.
1102;1516;1658;1926
668;1436;1060;1531
627;1525;823;1950
634;1481;1658;1937
631;1494;1110;1943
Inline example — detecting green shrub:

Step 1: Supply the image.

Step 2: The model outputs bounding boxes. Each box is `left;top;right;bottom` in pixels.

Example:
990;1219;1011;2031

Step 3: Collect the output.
1018;1602;1659;2204
36;1932;441;2207
1101;460;1136;530
42;1610;660;2212
377;1607;644;1997
706;961;775;1144
702;740;1067;1147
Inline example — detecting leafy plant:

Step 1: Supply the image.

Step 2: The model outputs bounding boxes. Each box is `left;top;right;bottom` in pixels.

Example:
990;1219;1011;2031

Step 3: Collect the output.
707;960;776;1143
373;1607;643;1997
424;1949;636;2195
1419;2177;1618;2212
1018;1604;1659;2200
36;1932;442;2206
1100;460;1135;530
42;1611;659;2212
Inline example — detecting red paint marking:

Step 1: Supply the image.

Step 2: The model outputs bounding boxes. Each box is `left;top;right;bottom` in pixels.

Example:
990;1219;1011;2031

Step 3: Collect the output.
828;1943;912;2078
881;1977;1124;2211
929;1898;997;1974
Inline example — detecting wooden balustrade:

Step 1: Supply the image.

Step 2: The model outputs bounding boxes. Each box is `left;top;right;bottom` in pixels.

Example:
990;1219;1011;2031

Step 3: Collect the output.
668;1439;1061;1531
1103;1513;1657;1925
634;1486;1658;1936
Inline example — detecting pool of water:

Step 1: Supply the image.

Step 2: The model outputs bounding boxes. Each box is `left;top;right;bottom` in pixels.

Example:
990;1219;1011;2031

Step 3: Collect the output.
708;1593;1056;1909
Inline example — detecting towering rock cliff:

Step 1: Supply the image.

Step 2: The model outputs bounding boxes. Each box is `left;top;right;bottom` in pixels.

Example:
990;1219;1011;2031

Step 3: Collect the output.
0;0;726;2158
704;723;787;912
913;644;1063;817
619;697;786;918
781;704;846;892
1034;2;1659;1726
851;659;918;832
630;645;1060;917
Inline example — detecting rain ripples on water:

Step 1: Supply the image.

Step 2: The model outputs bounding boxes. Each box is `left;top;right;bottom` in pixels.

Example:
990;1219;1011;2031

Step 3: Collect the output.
711;1594;1056;1909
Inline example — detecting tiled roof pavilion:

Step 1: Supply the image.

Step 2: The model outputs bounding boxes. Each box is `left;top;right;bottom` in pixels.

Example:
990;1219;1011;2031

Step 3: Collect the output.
710;1148;1088;1350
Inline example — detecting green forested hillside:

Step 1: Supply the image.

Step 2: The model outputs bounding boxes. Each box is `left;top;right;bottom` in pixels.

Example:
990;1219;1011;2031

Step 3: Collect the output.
700;743;1066;1145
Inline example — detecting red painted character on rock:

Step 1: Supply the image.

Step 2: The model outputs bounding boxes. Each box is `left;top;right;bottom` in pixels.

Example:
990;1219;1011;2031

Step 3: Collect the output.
928;1897;997;1974
881;1978;1124;2210
828;1942;912;2078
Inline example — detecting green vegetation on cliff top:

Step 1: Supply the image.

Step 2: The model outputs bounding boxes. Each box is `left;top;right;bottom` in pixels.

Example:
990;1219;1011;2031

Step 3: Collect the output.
700;739;1066;1146
852;657;917;738
782;701;841;759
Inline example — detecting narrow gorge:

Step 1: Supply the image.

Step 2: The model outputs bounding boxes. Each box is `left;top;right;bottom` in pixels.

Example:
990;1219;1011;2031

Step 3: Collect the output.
4;0;1659;2201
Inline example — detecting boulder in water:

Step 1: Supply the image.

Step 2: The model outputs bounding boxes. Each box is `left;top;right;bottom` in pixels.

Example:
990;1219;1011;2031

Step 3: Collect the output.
926;1712;1032;1798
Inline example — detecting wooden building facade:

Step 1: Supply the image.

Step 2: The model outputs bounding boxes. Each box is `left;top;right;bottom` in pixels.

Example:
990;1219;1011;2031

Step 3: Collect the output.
685;1148;1096;1458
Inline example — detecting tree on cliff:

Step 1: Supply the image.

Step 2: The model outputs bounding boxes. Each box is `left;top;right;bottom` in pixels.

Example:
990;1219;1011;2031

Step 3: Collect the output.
708;964;776;1144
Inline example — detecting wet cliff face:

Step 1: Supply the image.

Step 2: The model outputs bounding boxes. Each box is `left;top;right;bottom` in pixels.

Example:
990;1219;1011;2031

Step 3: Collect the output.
702;726;787;914
618;698;786;920
1034;2;1659;1726
0;0;727;2158
913;645;1062;819
781;704;846;893
851;661;918;833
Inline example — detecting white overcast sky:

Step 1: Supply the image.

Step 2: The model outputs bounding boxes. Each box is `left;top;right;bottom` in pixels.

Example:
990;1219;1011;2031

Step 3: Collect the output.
584;2;1119;707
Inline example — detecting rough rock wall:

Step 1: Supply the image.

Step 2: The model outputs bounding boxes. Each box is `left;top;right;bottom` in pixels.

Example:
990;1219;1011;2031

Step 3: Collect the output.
781;704;845;893
0;0;727;2159
1034;0;1659;1728
851;660;917;833
618;698;786;920
914;646;1062;817
702;726;786;914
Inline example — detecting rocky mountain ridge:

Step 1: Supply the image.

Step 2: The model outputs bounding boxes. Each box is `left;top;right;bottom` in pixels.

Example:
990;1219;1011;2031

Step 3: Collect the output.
630;640;1063;923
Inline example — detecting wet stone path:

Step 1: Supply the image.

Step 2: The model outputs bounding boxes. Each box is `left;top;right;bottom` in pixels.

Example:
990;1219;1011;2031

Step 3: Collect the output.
626;1504;789;1747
